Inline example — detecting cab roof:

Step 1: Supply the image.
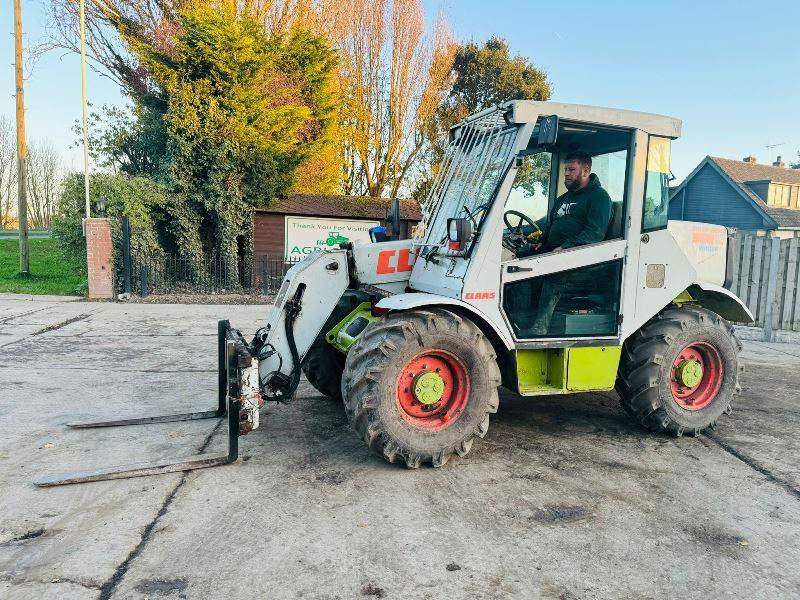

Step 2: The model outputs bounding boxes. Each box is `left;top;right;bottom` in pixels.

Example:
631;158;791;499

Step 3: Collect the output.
504;100;682;139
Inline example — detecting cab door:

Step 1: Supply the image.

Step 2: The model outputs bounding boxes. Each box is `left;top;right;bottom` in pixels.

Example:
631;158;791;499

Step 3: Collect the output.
499;132;633;345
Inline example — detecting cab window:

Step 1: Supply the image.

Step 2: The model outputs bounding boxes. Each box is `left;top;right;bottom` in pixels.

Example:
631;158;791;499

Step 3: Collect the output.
642;137;671;232
503;122;632;252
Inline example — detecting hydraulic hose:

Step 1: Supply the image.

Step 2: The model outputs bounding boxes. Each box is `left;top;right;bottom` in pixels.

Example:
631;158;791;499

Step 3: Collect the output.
259;284;305;403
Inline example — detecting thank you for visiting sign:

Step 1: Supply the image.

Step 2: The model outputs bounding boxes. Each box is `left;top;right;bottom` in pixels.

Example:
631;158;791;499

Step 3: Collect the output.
285;216;380;259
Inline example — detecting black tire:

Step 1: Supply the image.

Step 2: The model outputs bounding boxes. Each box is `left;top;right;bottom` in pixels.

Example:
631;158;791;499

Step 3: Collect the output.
341;308;501;468
302;290;370;401
616;305;742;436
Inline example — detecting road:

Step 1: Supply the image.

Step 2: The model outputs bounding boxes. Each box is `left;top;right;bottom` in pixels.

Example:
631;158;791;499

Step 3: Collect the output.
0;298;798;599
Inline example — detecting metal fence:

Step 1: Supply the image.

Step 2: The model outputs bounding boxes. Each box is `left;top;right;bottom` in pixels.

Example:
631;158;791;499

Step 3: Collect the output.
130;253;301;296
727;233;800;336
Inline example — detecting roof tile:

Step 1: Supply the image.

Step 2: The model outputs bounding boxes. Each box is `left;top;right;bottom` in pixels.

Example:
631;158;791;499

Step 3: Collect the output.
710;157;800;228
255;194;422;221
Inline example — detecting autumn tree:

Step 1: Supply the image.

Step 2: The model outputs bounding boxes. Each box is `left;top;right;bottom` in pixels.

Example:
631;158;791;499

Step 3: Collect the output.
48;0;341;194
26;140;63;229
0;116;17;228
317;0;456;197
413;36;551;200
145;5;338;271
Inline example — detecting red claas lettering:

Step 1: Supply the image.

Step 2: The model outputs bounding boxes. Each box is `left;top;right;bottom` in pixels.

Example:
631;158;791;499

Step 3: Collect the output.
376;250;416;275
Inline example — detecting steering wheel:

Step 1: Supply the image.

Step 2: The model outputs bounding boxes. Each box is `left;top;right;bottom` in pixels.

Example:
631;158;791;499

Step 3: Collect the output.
503;210;542;252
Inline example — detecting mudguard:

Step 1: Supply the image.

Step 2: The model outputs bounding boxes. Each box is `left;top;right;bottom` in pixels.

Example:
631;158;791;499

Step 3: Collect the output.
689;282;754;324
375;292;514;349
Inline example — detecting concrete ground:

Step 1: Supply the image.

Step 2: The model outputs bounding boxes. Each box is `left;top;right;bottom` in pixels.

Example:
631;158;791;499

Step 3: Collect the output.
0;298;798;600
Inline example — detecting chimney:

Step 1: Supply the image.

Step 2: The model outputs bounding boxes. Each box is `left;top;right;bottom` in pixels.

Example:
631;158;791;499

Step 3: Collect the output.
773;156;785;168
743;156;757;163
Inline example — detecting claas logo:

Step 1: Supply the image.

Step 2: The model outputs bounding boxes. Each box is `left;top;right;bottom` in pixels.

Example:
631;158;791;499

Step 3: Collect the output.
376;249;415;274
464;292;496;300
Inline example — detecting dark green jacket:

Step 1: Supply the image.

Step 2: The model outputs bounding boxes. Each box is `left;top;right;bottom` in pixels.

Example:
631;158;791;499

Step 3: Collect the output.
540;174;612;250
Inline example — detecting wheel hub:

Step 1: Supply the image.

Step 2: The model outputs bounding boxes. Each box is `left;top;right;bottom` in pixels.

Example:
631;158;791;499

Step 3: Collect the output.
395;350;470;431
670;342;724;410
676;359;703;388
412;372;445;405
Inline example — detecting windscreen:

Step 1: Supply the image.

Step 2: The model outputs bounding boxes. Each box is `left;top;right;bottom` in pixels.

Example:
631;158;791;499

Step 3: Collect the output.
419;110;518;252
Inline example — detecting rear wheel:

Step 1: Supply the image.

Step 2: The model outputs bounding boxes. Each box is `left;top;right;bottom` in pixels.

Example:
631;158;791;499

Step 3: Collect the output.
302;290;370;401
616;305;742;436
341;308;501;467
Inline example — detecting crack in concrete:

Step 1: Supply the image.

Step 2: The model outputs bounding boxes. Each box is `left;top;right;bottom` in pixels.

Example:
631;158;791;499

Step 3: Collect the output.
0;313;96;349
0;573;101;591
30;313;94;337
0;306;49;325
704;433;800;501
98;418;225;600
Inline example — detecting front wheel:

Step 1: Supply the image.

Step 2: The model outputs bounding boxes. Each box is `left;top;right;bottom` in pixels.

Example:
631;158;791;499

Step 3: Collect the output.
616;306;742;436
341;308;501;467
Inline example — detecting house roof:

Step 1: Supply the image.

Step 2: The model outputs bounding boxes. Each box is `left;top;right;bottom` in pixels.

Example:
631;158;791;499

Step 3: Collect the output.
710;157;800;186
255;194;422;221
709;157;800;228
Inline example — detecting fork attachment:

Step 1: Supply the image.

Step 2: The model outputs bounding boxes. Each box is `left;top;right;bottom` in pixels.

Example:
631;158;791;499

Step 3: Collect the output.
33;321;261;487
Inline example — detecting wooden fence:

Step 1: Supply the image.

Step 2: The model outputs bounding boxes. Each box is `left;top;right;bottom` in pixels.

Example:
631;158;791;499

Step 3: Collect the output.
727;234;800;334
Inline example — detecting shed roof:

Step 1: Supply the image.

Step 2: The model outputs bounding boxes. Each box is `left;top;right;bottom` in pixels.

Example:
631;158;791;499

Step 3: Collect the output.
256;194;422;221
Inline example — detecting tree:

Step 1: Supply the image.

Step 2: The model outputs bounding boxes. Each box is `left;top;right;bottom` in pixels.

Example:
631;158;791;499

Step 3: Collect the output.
414;36;551;200
74;103;166;177
139;4;339;280
440;37;550;125
791;152;799;170
322;0;456;197
0;116;17;228
26;140;63;229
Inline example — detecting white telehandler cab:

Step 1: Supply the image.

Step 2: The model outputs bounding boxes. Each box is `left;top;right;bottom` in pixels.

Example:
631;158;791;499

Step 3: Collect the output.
36;101;754;485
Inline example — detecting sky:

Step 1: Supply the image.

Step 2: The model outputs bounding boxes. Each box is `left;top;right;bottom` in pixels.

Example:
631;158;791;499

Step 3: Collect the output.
2;0;799;181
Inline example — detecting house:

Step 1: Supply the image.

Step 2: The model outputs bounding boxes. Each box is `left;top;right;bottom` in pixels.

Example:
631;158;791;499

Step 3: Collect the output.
669;155;800;238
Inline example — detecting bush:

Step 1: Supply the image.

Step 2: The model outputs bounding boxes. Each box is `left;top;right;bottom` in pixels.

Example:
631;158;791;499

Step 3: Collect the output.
52;173;168;289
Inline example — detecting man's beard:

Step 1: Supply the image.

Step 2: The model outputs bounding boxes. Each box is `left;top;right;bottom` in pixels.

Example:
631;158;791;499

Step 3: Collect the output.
565;179;580;191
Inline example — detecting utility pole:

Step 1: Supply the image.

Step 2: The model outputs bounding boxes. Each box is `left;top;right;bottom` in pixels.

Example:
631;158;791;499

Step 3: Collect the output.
79;0;91;224
14;0;29;275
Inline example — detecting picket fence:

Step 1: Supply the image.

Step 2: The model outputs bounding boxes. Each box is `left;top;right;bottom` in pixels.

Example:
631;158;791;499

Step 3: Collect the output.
727;234;800;334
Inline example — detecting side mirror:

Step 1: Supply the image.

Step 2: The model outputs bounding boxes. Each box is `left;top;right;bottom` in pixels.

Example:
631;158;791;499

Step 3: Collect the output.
447;218;473;252
537;115;559;147
386;199;401;240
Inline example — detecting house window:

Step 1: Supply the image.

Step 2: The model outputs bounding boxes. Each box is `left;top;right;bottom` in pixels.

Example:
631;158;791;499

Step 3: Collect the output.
792;185;800;208
769;183;792;207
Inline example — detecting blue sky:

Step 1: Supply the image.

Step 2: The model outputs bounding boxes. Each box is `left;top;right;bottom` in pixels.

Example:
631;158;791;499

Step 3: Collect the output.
2;0;799;180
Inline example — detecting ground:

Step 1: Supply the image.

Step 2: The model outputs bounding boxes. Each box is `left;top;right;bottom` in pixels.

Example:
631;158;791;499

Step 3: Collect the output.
0;239;84;296
0;298;798;600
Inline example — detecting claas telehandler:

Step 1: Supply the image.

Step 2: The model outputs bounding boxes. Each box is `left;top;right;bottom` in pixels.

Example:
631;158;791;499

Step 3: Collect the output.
37;101;753;486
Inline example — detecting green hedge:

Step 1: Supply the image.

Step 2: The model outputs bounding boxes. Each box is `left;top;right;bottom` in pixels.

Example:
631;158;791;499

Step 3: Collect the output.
52;173;168;290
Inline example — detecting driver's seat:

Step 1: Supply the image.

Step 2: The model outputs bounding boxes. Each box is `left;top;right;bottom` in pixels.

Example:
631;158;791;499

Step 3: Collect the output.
605;201;623;240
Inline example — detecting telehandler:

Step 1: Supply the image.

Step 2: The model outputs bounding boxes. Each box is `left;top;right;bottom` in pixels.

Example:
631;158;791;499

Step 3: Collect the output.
37;101;753;485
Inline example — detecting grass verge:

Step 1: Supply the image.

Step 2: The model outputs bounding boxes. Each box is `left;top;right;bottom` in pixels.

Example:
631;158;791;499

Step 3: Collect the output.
0;238;86;295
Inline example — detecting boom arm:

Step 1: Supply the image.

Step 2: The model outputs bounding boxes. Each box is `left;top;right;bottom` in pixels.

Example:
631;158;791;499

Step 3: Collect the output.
256;251;350;400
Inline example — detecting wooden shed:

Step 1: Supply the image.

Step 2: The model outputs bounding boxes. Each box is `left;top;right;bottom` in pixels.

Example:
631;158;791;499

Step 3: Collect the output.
253;194;422;259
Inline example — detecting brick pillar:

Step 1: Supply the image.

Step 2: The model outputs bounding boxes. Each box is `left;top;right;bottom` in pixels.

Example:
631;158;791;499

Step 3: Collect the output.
85;218;114;299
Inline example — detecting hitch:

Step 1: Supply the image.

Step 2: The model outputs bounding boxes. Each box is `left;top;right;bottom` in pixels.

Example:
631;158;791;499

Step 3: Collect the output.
33;320;261;487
